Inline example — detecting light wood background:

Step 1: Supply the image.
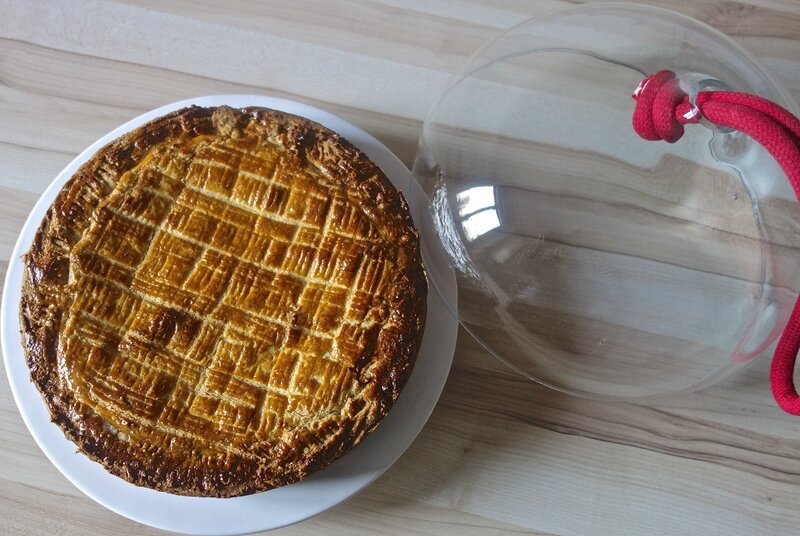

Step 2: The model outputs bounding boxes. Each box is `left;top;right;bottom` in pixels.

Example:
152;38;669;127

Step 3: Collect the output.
2;1;800;534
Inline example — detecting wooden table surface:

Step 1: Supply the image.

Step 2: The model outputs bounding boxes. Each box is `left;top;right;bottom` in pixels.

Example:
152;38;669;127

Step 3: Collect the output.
2;1;800;534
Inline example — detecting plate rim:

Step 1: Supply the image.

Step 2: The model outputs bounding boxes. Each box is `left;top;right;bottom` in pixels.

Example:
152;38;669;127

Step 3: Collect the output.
1;95;458;535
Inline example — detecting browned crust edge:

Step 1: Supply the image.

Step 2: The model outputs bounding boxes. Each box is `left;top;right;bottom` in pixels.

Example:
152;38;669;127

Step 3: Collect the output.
19;105;427;497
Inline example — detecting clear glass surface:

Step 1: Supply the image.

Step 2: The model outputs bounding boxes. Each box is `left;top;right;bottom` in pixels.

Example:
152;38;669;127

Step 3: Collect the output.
412;3;800;399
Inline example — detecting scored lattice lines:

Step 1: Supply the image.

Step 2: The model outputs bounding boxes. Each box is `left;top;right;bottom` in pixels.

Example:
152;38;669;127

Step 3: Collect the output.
142;183;319;232
114;191;355;290
76;268;335;356
78;133;386;445
71;315;258;451
143;181;379;247
198;156;331;202
103;203;351;297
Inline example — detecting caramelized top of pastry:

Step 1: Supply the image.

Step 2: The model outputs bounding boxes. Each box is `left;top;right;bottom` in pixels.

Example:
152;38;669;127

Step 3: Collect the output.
20;106;426;497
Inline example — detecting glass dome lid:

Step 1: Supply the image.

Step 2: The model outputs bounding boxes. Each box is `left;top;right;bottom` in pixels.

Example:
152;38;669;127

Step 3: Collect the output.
411;3;800;400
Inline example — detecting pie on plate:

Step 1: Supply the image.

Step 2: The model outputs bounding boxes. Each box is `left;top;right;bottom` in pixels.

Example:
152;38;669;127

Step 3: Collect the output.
19;105;427;497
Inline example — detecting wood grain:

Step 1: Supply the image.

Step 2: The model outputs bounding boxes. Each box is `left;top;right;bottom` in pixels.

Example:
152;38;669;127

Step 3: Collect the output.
2;0;800;534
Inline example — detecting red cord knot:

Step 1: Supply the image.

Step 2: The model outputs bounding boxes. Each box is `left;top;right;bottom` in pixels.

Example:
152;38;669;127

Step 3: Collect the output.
633;69;800;416
632;70;699;143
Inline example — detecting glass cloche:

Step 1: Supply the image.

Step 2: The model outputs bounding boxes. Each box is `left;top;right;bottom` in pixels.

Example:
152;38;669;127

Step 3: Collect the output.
412;3;800;400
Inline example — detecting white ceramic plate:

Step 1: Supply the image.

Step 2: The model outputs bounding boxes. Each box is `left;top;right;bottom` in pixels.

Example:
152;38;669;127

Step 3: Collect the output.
1;96;458;535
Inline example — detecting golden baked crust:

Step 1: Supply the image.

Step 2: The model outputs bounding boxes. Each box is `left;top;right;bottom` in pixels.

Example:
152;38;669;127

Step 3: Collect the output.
19;105;426;497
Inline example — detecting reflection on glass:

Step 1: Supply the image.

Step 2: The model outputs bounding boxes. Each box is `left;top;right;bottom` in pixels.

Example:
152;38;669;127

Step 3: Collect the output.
456;185;495;217
456;185;501;241
462;209;501;241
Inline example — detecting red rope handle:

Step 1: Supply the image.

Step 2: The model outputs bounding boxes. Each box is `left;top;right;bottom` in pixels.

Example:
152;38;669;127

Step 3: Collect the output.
632;70;800;415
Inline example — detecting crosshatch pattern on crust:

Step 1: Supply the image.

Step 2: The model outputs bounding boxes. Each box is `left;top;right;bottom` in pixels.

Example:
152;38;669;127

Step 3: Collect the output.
19;106;427;497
